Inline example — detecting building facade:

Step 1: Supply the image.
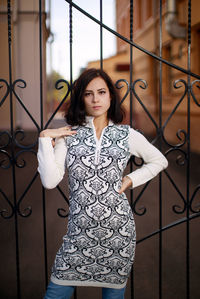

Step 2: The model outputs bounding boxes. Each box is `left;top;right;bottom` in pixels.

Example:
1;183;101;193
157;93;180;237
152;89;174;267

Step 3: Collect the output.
88;0;200;153
0;0;48;130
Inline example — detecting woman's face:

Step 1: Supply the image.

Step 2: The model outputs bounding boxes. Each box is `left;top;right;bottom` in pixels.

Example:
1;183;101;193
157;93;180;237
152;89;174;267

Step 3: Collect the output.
83;77;111;119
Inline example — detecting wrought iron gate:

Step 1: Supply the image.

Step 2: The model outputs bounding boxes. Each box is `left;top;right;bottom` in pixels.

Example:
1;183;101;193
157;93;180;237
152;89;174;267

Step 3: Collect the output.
0;0;200;298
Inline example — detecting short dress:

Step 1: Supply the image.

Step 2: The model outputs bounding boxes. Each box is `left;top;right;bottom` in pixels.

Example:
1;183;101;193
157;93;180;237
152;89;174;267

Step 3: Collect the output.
37;117;168;289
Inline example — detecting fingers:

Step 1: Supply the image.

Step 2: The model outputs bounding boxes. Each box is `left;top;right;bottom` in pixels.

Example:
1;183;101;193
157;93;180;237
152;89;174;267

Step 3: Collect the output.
39;127;77;138
118;184;127;194
118;176;132;194
118;187;124;194
58;126;77;137
64;127;77;136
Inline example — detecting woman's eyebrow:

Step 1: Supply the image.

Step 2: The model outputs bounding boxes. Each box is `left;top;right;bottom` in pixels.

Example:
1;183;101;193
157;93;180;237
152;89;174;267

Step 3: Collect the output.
97;88;106;91
84;87;106;92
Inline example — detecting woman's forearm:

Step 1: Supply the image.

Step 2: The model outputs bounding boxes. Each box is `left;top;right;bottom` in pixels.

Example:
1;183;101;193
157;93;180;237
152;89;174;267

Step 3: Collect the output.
37;137;67;189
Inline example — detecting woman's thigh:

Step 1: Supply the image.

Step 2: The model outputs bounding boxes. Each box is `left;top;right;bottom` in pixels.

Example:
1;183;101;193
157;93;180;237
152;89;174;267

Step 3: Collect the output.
102;287;126;299
44;281;75;299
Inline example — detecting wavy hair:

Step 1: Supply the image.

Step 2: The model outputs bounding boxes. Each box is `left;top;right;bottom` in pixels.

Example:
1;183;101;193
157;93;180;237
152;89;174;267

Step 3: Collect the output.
65;68;124;125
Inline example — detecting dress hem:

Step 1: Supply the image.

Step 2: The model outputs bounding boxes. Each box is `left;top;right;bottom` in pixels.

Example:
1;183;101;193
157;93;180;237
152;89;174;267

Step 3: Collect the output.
50;275;127;289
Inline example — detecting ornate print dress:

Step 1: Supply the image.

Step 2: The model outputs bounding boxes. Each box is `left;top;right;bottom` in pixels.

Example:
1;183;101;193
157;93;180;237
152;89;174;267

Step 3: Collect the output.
37;117;168;289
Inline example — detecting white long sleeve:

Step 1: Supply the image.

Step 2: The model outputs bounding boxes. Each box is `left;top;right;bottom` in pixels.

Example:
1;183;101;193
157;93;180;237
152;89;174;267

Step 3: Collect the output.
37;127;168;190
126;128;168;188
37;137;67;189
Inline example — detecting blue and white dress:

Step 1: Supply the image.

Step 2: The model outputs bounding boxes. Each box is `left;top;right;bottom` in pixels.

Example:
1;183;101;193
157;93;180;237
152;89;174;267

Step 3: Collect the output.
37;117;168;289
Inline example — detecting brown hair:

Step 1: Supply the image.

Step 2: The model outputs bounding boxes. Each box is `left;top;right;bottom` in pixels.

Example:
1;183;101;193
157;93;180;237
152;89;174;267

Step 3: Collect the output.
65;68;124;125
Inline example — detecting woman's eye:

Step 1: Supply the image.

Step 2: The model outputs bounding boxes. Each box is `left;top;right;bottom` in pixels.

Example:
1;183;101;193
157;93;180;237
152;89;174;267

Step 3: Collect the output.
84;93;91;97
99;90;106;95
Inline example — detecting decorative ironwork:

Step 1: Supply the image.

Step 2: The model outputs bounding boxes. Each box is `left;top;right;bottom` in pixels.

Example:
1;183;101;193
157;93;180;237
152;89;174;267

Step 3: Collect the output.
1;0;200;298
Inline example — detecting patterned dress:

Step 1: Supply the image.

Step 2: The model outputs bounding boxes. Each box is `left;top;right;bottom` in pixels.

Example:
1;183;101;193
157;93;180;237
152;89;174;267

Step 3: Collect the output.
51;124;136;289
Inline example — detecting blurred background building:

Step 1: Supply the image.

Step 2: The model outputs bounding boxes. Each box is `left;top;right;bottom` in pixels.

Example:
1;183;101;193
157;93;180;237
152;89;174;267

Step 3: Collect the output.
88;0;200;152
0;0;48;130
1;0;200;151
1;1;200;298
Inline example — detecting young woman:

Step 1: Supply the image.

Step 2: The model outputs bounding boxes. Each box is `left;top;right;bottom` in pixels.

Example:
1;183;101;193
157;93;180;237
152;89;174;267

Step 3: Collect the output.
37;68;168;299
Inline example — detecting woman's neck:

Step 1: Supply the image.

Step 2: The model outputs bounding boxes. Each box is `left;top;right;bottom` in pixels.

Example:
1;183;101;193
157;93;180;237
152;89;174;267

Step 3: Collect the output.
93;115;109;140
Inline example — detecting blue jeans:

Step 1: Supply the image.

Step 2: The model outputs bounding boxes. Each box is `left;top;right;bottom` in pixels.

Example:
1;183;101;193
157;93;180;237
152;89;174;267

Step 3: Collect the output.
44;281;126;299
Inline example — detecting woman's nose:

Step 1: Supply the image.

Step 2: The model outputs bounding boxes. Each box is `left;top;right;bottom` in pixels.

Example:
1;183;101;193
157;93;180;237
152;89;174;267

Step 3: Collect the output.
92;93;99;102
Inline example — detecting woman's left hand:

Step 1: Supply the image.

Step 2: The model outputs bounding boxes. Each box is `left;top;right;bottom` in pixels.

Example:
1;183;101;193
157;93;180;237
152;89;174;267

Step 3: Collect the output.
118;176;132;194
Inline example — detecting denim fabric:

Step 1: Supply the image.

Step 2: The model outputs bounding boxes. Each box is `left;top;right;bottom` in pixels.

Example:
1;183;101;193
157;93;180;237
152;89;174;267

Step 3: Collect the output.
44;281;126;299
102;286;126;299
44;282;75;299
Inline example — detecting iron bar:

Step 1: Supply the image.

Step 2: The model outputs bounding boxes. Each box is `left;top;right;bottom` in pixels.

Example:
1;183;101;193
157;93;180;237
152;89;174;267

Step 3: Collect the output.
129;1;134;298
39;0;44;130
44;79;70;128
69;0;73;86
16;171;38;217
69;3;75;298
132;79;158;129
39;0;48;288
100;0;103;69
159;1;163;298
64;0;200;80
12;79;40;131
136;212;200;244
186;1;191;298
0;0;200;297
7;0;21;298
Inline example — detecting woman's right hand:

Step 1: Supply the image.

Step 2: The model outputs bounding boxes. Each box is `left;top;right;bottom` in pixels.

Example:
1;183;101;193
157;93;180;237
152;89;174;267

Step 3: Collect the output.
39;126;76;141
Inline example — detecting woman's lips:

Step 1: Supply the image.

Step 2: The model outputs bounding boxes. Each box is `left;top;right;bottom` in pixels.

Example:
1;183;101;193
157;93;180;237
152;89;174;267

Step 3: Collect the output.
93;106;101;110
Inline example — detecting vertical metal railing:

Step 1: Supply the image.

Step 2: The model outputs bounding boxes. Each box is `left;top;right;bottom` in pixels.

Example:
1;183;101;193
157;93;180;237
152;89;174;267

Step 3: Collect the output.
69;0;73;86
158;1;163;298
39;0;49;289
186;1;191;298
7;1;21;298
129;1;134;298
1;0;200;298
100;0;103;69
